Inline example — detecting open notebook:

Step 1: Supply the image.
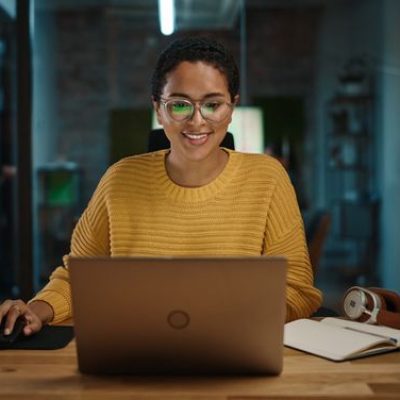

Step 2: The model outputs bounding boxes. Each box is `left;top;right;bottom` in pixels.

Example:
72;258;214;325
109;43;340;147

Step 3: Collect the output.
284;317;400;361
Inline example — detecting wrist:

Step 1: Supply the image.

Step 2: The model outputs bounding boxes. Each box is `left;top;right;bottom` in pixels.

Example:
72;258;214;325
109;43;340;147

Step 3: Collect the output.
28;300;54;325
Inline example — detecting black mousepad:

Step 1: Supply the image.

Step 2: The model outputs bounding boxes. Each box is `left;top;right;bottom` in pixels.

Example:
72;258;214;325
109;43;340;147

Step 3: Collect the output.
0;325;74;350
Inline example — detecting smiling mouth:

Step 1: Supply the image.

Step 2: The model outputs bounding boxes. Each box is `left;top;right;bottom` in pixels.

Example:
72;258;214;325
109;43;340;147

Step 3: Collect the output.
181;131;213;146
182;133;209;140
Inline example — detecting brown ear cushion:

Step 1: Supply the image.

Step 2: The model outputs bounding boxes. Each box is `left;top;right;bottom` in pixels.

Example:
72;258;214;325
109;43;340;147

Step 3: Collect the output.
369;287;400;312
368;287;400;329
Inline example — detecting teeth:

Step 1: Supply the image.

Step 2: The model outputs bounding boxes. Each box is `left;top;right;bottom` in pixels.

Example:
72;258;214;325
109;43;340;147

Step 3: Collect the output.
184;133;207;140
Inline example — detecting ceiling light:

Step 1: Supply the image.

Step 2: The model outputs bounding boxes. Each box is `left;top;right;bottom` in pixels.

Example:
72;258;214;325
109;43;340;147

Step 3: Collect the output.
158;0;175;36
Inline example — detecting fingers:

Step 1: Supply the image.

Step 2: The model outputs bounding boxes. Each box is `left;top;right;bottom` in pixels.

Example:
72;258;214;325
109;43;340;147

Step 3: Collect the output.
0;299;42;336
23;312;42;336
0;300;23;335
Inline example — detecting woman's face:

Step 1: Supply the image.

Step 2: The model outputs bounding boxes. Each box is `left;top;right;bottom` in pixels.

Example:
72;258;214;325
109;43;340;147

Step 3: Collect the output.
154;61;237;163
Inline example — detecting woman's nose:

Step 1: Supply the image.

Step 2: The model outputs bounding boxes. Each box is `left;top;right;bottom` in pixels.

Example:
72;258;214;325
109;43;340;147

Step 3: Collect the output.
188;104;206;125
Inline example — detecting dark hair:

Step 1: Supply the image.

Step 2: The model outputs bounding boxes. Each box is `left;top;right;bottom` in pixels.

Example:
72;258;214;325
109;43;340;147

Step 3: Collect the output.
151;37;239;102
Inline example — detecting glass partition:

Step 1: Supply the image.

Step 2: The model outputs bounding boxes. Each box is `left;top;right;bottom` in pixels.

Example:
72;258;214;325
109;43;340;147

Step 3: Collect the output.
25;0;399;309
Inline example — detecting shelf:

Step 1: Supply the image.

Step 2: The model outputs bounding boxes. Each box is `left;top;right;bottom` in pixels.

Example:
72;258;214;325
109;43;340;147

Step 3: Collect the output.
329;95;373;105
330;132;370;139
324;72;377;281
328;165;369;172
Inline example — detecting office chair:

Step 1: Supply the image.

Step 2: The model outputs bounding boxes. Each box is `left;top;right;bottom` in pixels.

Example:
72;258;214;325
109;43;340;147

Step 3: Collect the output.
305;210;338;318
306;210;332;276
148;129;235;152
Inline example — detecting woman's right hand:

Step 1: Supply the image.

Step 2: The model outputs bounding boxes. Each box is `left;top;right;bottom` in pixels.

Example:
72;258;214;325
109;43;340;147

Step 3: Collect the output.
0;299;54;337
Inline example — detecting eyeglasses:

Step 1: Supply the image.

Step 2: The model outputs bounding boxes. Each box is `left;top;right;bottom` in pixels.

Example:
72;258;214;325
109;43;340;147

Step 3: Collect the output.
160;98;234;123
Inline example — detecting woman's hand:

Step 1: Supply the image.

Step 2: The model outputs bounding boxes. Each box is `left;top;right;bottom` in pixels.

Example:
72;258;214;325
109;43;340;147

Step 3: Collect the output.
0;299;54;336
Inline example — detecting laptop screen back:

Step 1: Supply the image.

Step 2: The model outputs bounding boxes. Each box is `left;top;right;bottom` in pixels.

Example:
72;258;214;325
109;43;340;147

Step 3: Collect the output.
69;256;287;375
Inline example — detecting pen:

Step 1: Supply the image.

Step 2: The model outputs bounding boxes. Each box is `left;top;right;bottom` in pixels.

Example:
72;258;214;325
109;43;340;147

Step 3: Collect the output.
343;326;398;344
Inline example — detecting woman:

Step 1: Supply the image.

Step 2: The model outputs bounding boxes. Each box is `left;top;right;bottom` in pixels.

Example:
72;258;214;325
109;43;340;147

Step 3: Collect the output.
0;37;322;337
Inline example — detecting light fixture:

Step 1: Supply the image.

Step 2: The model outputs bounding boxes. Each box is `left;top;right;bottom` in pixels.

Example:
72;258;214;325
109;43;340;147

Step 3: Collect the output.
228;107;264;153
158;0;175;36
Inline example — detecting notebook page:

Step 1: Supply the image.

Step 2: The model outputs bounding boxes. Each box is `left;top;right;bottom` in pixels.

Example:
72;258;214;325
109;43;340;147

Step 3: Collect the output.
284;319;396;361
321;318;400;343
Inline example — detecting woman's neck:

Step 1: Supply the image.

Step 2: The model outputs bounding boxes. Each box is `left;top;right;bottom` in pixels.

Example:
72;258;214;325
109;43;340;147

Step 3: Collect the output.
165;148;229;188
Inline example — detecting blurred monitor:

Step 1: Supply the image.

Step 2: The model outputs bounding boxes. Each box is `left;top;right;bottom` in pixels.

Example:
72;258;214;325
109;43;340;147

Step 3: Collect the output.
38;163;81;207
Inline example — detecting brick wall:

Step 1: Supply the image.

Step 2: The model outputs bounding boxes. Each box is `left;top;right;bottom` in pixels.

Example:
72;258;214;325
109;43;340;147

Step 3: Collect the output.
52;5;321;206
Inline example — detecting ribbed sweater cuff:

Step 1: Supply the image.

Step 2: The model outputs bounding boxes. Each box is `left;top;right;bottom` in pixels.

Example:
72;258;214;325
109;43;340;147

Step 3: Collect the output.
30;290;71;324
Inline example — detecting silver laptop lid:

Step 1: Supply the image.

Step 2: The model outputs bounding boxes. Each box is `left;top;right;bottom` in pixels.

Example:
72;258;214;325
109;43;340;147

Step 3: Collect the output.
69;256;287;375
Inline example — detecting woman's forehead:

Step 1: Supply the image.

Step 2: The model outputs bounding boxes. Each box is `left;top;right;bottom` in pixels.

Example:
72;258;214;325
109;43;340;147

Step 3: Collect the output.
162;61;229;97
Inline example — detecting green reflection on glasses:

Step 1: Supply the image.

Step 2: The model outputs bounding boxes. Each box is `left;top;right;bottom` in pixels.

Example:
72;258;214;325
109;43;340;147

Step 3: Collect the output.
161;98;233;123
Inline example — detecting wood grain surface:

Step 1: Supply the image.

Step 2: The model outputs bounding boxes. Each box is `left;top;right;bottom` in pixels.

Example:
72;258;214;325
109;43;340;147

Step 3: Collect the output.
0;341;399;400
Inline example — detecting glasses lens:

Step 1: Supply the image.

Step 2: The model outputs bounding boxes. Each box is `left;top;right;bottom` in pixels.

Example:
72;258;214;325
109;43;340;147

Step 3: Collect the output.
201;101;231;122
164;99;232;123
166;100;193;121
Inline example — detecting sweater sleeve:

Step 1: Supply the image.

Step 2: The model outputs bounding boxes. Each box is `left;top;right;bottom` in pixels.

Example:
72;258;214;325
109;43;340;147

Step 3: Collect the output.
30;173;110;324
263;162;322;321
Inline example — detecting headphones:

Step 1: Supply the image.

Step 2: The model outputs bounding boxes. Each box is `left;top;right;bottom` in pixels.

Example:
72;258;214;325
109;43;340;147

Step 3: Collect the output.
342;286;400;329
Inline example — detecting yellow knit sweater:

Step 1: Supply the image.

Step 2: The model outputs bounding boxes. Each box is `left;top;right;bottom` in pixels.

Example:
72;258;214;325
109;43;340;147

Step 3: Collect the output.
32;149;322;323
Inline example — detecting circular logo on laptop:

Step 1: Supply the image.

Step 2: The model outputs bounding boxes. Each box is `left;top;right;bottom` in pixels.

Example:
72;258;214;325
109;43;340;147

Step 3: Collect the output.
167;310;190;329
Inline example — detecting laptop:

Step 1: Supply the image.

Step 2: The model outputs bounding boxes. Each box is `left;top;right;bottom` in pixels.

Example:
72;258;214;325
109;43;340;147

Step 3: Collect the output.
69;256;287;375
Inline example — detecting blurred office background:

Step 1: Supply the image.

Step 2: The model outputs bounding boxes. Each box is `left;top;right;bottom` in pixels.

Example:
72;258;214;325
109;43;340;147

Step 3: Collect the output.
0;0;399;312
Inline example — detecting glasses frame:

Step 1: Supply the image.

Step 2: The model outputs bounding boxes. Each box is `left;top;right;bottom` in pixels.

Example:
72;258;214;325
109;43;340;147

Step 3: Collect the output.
160;97;235;124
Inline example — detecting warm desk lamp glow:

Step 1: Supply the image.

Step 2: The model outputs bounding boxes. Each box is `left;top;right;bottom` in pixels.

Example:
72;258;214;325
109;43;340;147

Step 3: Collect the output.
158;0;175;36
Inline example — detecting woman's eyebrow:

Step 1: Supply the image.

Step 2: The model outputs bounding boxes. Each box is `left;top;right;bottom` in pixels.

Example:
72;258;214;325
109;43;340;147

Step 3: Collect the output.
167;92;226;100
203;92;226;99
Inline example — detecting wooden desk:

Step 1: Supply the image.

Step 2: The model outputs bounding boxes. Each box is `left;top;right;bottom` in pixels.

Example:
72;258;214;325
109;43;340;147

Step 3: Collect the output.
0;340;399;400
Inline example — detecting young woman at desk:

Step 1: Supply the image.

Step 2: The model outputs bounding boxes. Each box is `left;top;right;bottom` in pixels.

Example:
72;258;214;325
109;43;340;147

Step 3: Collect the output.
0;37;322;337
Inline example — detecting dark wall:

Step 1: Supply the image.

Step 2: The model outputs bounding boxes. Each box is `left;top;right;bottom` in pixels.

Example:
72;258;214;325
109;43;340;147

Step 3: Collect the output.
51;5;321;205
